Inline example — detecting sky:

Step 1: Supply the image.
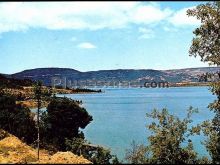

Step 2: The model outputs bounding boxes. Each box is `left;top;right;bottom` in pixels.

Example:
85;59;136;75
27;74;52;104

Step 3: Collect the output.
0;1;210;74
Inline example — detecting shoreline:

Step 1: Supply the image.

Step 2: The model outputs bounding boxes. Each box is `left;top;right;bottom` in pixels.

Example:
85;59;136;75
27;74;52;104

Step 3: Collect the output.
6;86;102;109
8;82;213;109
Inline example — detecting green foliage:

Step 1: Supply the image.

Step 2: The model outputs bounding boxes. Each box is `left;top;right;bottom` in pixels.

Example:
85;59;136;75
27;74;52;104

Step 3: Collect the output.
0;92;37;144
34;81;53;101
33;81;43;160
43;87;53;98
125;107;209;164
187;1;220;66
125;140;148;164
65;137;119;164
33;81;43;101
187;1;220;163
65;137;86;155
195;120;219;164
40;97;93;150
204;81;220;163
91;146;114;164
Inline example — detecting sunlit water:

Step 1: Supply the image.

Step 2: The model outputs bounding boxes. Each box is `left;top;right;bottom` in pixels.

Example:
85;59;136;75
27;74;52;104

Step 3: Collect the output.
54;87;216;161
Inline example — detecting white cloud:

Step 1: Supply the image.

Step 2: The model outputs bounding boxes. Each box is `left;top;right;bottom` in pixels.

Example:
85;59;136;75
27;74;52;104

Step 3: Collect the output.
77;42;96;49
138;27;154;39
70;37;77;42
169;6;200;26
0;2;202;34
163;26;178;32
0;2;173;33
130;6;172;25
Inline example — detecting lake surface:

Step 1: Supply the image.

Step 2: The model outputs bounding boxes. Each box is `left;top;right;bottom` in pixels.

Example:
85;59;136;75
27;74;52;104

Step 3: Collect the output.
59;87;216;161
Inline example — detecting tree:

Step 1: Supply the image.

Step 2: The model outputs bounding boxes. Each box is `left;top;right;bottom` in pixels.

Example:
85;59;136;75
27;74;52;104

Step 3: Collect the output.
40;97;119;164
33;81;54;158
187;2;220;163
125;108;209;164
0;91;37;144
41;97;93;150
125;140;148;164
33;81;43;160
65;137;119;164
187;1;220;66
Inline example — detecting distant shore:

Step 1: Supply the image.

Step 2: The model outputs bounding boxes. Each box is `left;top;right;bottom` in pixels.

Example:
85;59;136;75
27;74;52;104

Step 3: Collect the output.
4;86;102;109
3;81;213;109
169;82;210;87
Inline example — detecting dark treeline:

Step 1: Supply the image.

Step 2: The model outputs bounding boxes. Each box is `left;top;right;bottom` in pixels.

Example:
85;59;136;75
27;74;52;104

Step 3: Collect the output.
0;74;33;89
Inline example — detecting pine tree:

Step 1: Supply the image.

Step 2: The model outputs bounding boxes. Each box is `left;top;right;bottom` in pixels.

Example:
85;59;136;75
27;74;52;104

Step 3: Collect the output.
33;81;42;160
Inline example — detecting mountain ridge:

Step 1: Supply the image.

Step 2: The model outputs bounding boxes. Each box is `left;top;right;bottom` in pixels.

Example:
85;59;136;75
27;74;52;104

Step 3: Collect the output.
8;66;220;74
3;67;220;86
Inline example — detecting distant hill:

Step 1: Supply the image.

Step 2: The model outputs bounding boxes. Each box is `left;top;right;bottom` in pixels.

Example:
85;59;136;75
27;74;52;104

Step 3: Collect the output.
9;68;81;86
5;67;220;87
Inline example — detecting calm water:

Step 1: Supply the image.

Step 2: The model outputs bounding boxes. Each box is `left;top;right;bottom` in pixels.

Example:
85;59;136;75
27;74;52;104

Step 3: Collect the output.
59;87;215;160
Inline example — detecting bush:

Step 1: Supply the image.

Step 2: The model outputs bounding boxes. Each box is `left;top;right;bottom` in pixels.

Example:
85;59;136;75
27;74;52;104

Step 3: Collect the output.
125;107;210;164
65;137;119;164
0;92;37;144
40;97;93;150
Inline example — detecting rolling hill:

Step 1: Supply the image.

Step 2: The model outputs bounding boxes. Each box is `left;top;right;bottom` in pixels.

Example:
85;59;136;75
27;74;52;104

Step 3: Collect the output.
5;67;220;87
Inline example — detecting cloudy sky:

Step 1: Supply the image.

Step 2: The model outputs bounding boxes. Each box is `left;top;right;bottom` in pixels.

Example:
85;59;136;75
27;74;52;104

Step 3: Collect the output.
0;1;209;74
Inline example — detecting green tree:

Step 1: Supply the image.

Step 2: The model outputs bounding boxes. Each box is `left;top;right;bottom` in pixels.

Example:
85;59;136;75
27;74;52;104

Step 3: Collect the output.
187;1;220;163
125;108;209;164
33;81;43;160
125;140;148;164
65;137;119;164
187;1;220;66
0;91;37;144
41;97;93;150
33;81;54;157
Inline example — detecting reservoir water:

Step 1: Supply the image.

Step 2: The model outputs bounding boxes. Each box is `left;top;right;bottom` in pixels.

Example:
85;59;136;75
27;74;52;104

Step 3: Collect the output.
59;87;215;160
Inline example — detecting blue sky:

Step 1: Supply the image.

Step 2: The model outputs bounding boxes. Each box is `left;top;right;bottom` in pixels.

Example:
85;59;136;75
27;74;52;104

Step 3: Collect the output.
0;1;209;74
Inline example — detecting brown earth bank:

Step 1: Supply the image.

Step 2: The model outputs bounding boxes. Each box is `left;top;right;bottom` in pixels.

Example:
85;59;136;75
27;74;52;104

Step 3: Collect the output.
0;129;92;164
